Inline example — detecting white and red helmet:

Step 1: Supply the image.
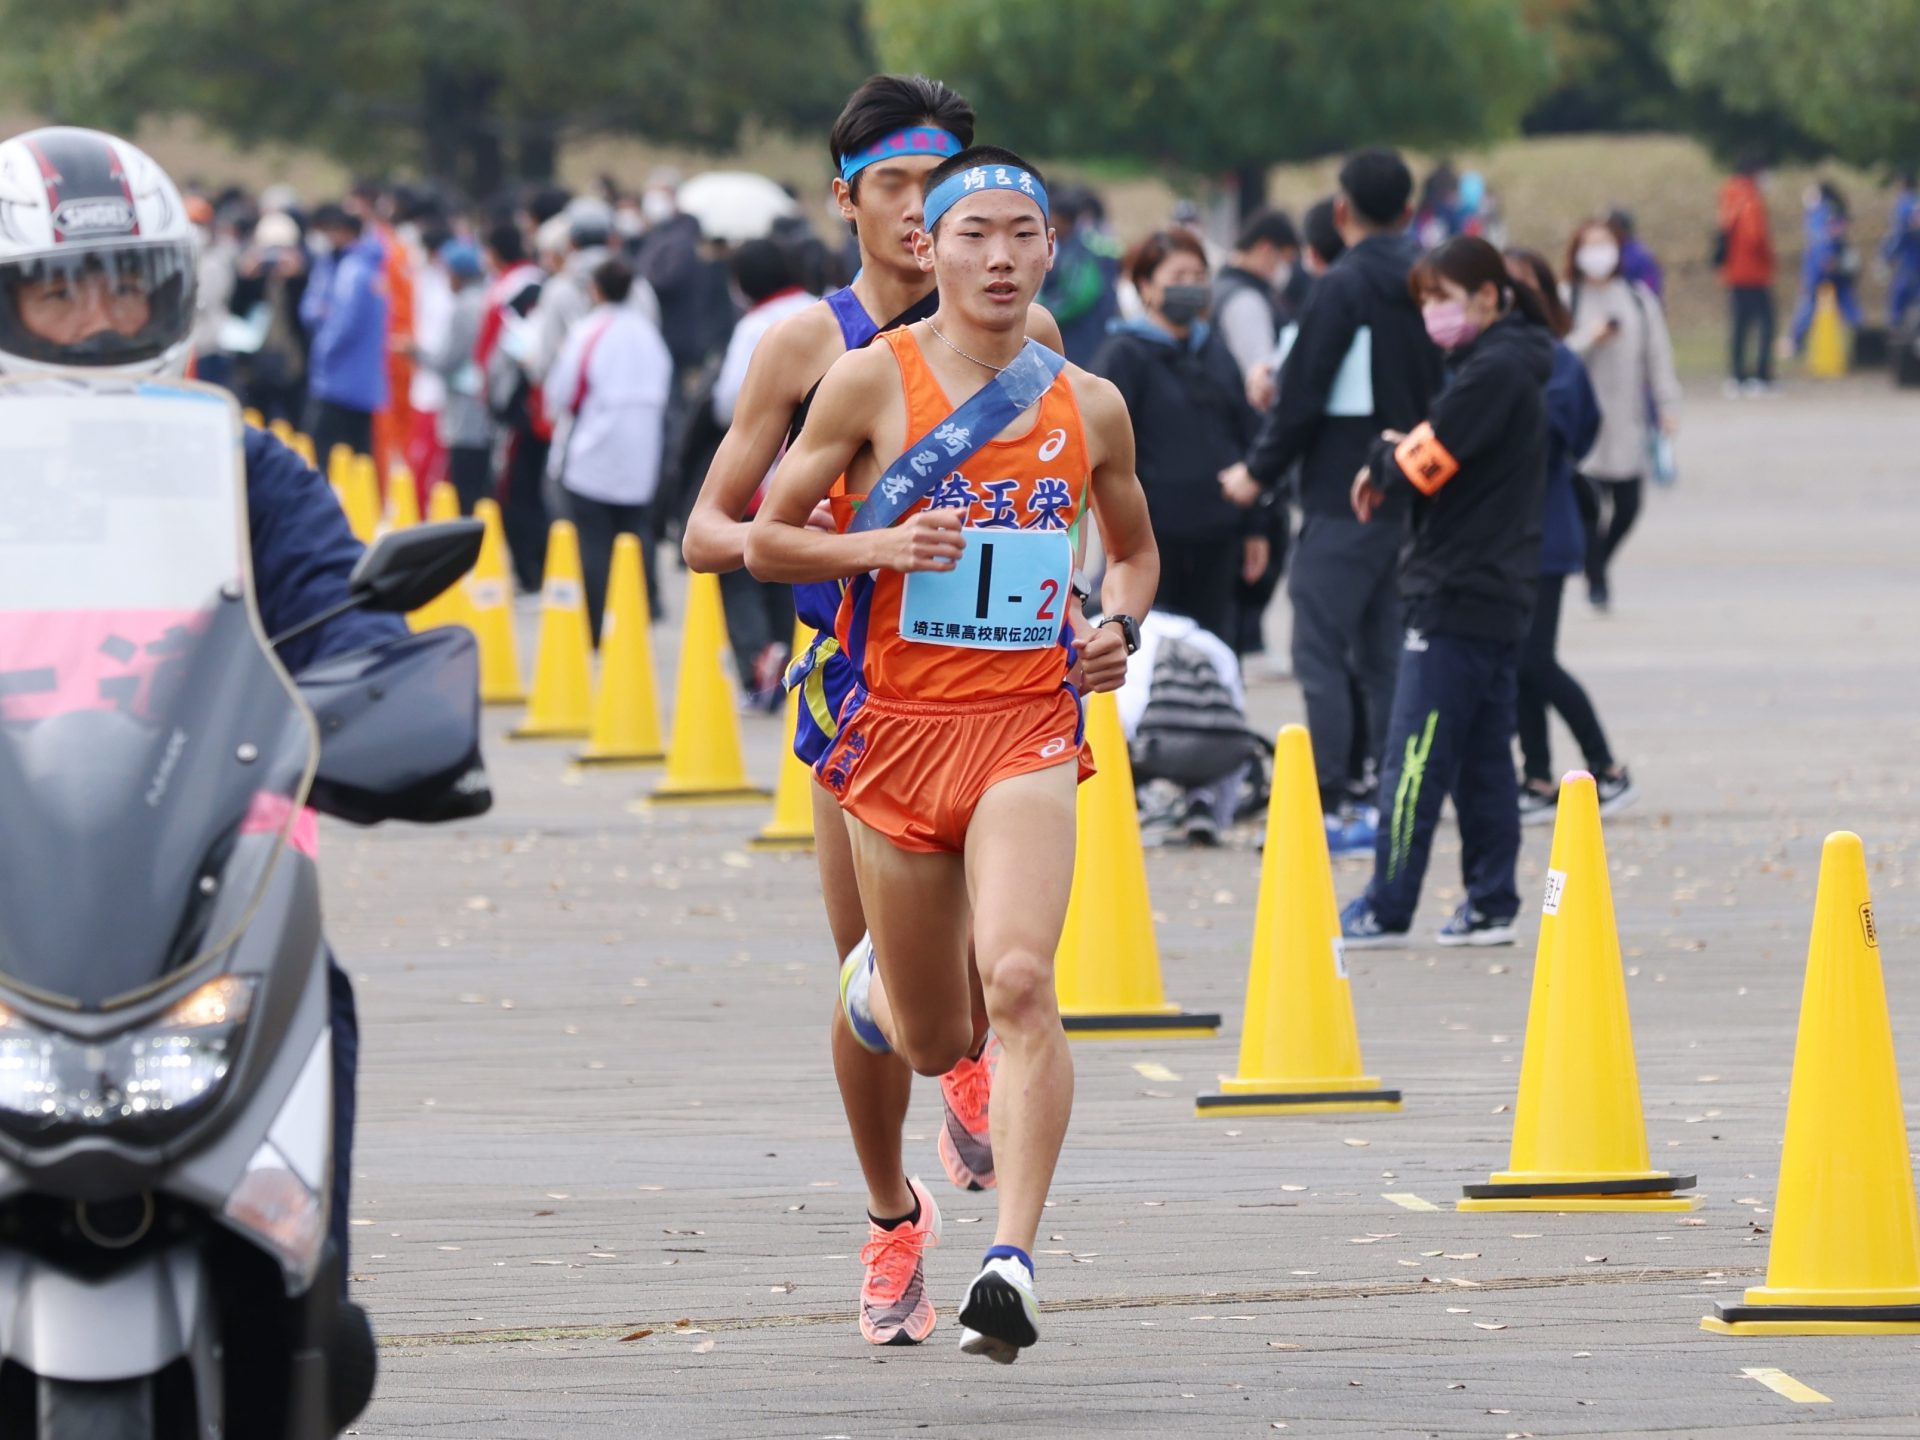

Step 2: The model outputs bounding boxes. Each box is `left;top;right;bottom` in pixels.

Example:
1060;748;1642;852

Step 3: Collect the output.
0;126;197;377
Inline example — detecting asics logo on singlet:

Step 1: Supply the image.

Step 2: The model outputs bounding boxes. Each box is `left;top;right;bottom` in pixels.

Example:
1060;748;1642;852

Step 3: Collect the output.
1037;428;1068;463
1038;737;1069;759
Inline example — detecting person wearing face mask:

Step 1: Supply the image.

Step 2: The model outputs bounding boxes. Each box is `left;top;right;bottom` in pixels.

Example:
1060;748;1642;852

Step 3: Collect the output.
1092;229;1259;646
1340;236;1554;950
1217;149;1444;857
1563;218;1681;612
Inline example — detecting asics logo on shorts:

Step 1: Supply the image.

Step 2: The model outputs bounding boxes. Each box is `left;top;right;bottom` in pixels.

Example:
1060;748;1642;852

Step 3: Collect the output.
1038;737;1069;759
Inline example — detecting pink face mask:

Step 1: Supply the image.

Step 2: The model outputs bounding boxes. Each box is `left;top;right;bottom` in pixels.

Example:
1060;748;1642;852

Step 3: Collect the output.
1423;299;1480;350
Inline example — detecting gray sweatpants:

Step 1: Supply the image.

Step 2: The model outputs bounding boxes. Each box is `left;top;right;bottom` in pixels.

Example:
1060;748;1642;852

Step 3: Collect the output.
1287;511;1404;811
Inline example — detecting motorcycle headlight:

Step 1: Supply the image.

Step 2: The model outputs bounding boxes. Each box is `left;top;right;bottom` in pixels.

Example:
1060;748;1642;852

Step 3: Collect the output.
0;976;254;1143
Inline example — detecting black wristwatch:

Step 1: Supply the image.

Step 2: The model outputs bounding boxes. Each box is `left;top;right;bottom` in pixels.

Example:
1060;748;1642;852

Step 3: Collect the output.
1099;613;1141;655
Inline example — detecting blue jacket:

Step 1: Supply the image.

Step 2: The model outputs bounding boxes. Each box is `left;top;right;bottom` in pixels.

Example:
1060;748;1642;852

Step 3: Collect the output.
300;234;390;413
1541;341;1600;577
246;428;405;675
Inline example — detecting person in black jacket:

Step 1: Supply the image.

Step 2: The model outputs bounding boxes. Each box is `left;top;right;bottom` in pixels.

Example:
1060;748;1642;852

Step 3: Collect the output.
1340;236;1554;949
1220;149;1443;855
1093;229;1259;644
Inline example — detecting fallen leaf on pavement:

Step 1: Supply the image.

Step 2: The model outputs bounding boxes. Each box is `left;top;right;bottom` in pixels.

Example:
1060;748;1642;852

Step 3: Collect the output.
1266;1342;1300;1351
692;1338;715;1354
1343;1138;1370;1148
619;1329;654;1342
1473;1323;1508;1331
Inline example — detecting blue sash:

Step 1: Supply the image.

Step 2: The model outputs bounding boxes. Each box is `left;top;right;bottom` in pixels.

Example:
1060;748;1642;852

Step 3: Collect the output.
848;339;1067;534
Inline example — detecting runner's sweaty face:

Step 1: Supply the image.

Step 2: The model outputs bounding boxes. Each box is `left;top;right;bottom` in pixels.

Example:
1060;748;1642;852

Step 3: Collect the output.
918;189;1053;330
836;157;948;280
16;263;154;347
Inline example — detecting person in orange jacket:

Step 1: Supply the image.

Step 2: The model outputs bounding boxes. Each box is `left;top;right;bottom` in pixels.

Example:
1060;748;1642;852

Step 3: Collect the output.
1717;152;1776;394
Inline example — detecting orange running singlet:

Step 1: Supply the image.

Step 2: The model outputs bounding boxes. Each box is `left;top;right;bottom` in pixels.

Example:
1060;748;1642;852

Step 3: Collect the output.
832;327;1091;705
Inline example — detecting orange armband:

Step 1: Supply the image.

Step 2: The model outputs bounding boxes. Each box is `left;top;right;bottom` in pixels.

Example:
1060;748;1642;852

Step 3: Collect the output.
1393;422;1459;496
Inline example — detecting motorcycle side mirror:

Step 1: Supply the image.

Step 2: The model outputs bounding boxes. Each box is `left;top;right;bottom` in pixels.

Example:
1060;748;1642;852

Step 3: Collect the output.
347;520;484;614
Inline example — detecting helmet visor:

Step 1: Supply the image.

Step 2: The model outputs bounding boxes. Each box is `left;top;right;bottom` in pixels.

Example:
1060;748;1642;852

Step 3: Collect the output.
0;241;196;369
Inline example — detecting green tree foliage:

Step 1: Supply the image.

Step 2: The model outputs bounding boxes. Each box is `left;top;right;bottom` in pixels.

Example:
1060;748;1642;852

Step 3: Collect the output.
868;0;1553;213
1666;0;1920;167
0;0;871;194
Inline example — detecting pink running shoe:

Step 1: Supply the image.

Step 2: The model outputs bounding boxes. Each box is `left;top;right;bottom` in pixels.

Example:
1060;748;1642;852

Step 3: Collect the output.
858;1177;941;1345
938;1036;1000;1192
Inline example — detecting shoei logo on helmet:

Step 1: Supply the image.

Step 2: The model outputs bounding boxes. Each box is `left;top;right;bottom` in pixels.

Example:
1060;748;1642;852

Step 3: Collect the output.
52;198;137;238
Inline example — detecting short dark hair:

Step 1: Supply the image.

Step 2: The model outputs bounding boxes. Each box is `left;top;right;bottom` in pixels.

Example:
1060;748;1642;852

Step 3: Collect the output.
1124;229;1209;289
1503;247;1572;339
522;183;572;227
923;145;1050;216
1338;148;1414;228
485;219;527;266
1303;197;1344;268
1235;209;1299;255
592;256;634;305
1410;235;1548;329
830;74;976;198
311;203;361;237
730;238;796;305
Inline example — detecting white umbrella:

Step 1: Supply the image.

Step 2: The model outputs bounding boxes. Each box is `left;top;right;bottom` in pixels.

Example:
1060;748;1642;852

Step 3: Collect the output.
676;171;798;244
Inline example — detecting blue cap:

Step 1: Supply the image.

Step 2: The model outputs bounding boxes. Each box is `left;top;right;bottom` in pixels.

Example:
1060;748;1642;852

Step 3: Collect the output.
440;240;485;280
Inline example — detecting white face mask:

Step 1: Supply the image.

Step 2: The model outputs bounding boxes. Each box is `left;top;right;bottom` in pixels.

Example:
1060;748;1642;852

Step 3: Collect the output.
1576;242;1619;281
1271;260;1294;292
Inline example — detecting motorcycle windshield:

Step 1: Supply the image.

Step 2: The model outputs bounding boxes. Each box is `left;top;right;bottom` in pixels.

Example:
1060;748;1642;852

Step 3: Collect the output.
0;379;313;1007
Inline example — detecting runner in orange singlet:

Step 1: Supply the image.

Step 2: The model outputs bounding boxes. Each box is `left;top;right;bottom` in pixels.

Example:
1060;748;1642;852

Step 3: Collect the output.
749;145;1159;1364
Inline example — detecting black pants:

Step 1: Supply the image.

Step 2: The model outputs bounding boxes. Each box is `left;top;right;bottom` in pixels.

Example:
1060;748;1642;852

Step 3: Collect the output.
566;490;658;644
447;445;492;515
1233;501;1290;656
1155;534;1240;647
1517;572;1615;785
1288;513;1403;811
502;433;550;593
1583;475;1642;602
1365;628;1521;929
327;955;357;1296
307;399;375;468
1729;286;1776;383
719;567;795;699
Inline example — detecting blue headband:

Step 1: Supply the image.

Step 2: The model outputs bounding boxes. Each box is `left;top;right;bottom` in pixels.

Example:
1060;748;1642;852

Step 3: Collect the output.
922;164;1051;234
839;126;964;182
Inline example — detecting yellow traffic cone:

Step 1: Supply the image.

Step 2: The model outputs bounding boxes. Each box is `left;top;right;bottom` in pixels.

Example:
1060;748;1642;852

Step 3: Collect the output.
1703;832;1920;1334
291;432;317;469
647;571;769;805
1460;772;1696;1211
749;622;820;850
1198;725;1399;1114
341;455;381;545
466;499;525;705
383;462;423;532
574;534;666;767
327;444;355;490
407;482;474;633
1806;283;1849;379
243;407;266;429
1053;690;1219;1039
508;520;593;739
268;417;294;446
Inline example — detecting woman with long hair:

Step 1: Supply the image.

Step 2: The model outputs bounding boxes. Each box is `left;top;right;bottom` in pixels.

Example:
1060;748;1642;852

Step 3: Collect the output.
1504;248;1637;821
1340;236;1554;949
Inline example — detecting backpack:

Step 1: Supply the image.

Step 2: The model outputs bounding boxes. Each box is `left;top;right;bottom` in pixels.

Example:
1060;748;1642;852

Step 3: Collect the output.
1129;633;1266;788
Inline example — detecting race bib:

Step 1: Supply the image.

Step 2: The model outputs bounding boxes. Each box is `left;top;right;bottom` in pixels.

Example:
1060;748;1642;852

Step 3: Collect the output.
900;527;1069;650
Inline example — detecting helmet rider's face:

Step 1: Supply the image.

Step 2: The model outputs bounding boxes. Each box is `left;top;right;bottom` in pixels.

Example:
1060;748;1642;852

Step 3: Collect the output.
16;261;154;348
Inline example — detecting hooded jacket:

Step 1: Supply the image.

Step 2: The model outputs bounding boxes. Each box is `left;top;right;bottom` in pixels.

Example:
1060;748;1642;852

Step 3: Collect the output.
299;233;391;414
1366;311;1553;643
1092;318;1259;543
1243;231;1442;518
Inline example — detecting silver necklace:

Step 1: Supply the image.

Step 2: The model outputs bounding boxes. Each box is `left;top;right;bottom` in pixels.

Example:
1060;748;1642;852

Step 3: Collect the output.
925;319;1009;374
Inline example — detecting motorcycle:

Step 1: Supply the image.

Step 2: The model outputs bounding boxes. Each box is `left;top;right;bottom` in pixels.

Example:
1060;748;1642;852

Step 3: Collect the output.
0;377;490;1437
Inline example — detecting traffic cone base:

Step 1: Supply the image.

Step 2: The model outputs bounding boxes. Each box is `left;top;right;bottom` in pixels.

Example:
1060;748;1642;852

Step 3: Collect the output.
574;749;666;768
635;786;769;809
1702;832;1920;1336
1196;725;1391;1105
747;831;815;852
1460;1170;1698;1212
1196;1085;1400;1117
1054;691;1215;1038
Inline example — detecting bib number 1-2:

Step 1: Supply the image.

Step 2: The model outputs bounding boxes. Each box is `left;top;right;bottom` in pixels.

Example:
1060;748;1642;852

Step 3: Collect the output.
900;527;1069;650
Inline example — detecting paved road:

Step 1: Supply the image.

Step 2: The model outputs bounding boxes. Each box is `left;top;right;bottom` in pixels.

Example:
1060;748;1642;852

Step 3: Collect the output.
336;379;1920;1438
